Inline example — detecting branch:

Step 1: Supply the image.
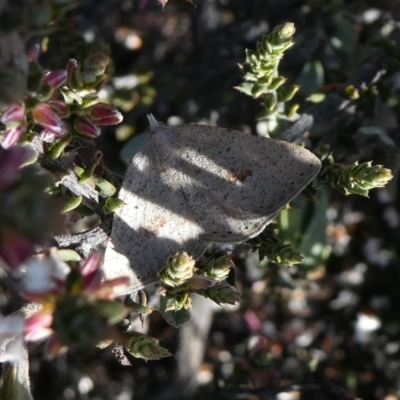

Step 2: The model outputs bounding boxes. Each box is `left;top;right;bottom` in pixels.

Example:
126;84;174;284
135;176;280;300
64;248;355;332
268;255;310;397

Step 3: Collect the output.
30;137;112;256
53;216;112;257
30;137;104;213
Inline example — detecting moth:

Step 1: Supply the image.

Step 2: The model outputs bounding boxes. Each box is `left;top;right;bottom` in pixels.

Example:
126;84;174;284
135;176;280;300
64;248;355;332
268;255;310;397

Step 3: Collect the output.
102;115;321;293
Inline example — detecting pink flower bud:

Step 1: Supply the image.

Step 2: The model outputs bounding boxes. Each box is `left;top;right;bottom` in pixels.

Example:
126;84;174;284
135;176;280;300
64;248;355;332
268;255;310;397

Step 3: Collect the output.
40;128;63;142
0;146;36;189
48;100;70;118
87;103;123;126
73;116;101;138
187;275;219;289
25;312;53;342
43;70;68;89
32;103;68;137
94;277;131;299
1;123;26;148
27;44;40;62
1;103;25;124
73;153;85;168
80;251;102;291
80;251;102;276
0;230;34;269
65;59;78;78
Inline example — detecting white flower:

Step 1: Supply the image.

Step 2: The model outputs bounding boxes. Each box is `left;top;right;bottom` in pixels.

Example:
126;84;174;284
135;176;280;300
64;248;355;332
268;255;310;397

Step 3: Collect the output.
0;313;25;363
22;248;70;294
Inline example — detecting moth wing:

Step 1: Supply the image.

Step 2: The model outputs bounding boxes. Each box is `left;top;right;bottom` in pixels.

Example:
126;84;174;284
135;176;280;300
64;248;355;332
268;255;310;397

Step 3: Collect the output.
172;124;321;243
102;146;205;293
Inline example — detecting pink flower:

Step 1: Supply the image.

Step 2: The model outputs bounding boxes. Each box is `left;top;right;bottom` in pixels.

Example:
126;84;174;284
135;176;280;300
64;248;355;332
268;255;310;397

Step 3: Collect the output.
87;103;123;126
43;70;68;89
244;310;262;332
73;116;100;138
32;103;68;138
2;123;27;148
22;250;69;296
80;251;130;298
25;311;53;342
21;250;130;357
40;128;64;143
1;103;25;124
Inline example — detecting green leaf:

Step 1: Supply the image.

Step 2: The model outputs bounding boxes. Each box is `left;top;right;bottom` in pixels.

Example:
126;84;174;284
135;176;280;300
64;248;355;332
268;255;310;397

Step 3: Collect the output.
159;295;191;328
296;60;324;96
279;187;330;268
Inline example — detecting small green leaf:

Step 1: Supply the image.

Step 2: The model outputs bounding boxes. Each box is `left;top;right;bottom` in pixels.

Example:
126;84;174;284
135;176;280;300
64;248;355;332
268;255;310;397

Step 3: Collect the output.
159;295;191;328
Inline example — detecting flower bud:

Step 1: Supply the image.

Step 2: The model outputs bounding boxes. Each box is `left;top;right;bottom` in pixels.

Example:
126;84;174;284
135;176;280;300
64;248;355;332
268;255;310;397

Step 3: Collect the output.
66;59;78;77
126;332;171;360
27;44;41;62
0;228;34;269
87;103;123;126
32;103;68;137
187;274;219;290
201;255;232;281
48;100;70;118
80;251;102;291
73;116;101;138
2;123;26;148
158;252;196;287
43;70;68;89
0;146;36;189
1;102;25;124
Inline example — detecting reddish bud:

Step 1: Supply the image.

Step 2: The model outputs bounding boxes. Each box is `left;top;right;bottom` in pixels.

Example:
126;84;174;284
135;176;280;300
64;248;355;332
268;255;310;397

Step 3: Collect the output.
73;153;85;168
80;251;102;276
187;275;219;289
1;103;25;124
2;123;26;149
65;59;78;78
32;103;68;137
0;229;34;269
43;70;68;89
93;277;131;299
48;100;70;118
80;251;102;291
73;116;100;138
87;103;123;126
27;44;41;62
93;151;104;176
0;146;36;189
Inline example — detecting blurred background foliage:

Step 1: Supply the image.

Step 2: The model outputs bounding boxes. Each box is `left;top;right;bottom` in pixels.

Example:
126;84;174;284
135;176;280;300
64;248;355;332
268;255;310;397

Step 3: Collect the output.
2;0;400;399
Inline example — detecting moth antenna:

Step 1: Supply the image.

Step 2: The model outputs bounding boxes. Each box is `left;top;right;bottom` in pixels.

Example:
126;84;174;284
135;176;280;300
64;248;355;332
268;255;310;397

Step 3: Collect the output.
147;114;160;131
